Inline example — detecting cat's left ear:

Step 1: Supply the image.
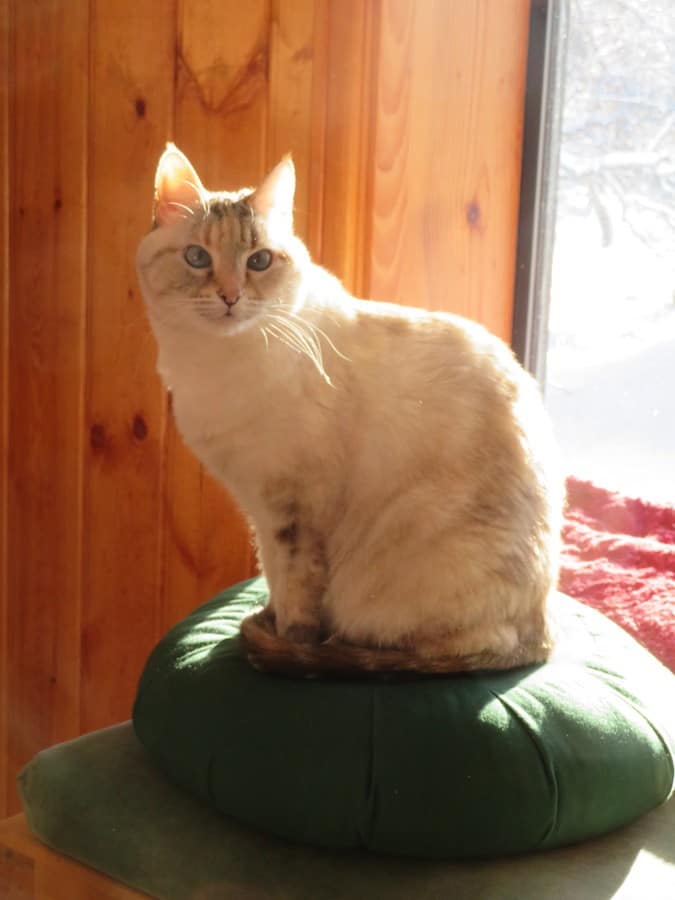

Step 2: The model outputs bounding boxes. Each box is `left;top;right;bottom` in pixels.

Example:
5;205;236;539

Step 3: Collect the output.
153;143;205;227
249;156;295;225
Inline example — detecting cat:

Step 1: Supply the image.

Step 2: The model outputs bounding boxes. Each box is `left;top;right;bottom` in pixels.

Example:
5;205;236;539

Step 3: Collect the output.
136;143;564;677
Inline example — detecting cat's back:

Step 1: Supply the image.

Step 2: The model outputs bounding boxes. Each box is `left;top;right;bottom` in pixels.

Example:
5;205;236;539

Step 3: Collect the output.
338;297;533;416
329;295;560;503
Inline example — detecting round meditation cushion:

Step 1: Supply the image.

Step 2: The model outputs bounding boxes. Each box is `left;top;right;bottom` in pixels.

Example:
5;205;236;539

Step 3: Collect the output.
133;577;675;860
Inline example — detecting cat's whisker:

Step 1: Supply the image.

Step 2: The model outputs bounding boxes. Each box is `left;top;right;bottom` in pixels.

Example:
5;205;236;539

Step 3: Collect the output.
265;314;329;382
265;323;303;360
296;332;331;386
151;299;185;321
264;307;348;380
292;315;350;362
286;301;343;331
279;319;326;379
265;319;309;358
267;319;323;374
167;201;195;217
182;179;207;213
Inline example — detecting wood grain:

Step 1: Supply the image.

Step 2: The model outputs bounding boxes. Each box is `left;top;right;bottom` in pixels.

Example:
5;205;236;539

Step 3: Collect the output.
0;820;35;898
177;0;268;188
0;0;8;822
369;0;531;339
161;429;254;633
0;0;533;820
5;0;89;815
0;815;145;899
312;0;381;294
267;0;316;243
80;0;175;733
160;0;269;633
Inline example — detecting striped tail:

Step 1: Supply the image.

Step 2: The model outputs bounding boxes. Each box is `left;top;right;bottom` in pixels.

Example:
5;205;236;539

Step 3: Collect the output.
239;607;552;680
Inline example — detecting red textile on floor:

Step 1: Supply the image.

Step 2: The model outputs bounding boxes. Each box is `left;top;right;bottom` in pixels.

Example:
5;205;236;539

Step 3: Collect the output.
560;477;675;672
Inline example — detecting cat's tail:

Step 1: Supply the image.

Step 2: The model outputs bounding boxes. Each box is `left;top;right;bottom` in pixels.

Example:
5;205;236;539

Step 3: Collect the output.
239;607;552;679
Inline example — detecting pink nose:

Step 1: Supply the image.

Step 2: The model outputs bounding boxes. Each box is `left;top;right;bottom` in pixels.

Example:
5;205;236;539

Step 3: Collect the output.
218;291;240;307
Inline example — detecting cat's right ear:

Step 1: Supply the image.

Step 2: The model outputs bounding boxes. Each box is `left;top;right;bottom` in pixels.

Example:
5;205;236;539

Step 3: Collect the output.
153;144;205;227
249;156;295;224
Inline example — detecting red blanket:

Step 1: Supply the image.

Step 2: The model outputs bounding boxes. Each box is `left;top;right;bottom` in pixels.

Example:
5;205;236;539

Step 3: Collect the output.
560;477;675;672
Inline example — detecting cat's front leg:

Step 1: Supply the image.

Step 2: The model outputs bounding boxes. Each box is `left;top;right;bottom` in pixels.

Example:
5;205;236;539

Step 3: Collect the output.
258;519;328;645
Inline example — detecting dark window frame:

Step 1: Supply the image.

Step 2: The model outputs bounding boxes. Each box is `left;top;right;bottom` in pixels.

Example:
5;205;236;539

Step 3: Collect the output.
511;0;570;384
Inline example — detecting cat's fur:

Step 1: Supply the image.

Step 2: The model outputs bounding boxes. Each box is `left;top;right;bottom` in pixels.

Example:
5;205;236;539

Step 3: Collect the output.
136;144;564;676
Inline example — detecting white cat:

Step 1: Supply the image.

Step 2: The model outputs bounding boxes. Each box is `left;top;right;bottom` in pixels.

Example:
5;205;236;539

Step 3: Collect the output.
136;144;563;676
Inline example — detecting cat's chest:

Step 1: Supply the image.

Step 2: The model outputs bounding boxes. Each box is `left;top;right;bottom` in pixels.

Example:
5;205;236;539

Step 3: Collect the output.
170;376;253;451
168;370;300;483
170;385;226;449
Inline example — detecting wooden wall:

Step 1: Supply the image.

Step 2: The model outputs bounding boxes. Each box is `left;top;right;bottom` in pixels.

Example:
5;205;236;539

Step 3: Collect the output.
0;0;530;816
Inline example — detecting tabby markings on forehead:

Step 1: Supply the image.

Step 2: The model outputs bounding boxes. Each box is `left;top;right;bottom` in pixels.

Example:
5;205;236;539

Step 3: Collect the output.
206;198;258;249
205;198;228;220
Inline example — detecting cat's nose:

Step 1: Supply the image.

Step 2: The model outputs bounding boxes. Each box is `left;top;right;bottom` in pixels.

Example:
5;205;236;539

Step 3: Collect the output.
218;291;240;308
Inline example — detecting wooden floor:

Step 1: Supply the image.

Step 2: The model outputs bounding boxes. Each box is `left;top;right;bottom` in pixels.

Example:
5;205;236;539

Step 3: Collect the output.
0;815;146;899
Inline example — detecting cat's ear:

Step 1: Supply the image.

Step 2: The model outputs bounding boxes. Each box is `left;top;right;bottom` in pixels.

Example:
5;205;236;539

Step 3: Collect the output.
249;156;295;224
153;143;205;227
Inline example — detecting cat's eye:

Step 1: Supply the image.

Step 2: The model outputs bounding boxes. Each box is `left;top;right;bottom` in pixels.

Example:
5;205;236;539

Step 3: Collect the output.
184;244;212;269
246;249;273;272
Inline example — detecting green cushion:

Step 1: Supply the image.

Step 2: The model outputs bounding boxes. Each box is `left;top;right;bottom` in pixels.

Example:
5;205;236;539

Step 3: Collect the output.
18;723;675;900
133;577;675;860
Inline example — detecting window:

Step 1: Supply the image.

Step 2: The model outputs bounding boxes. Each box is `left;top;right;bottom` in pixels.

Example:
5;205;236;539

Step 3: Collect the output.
515;0;675;502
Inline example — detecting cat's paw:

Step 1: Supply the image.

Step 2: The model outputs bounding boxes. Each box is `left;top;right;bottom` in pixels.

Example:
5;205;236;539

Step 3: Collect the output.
259;604;277;629
282;622;321;645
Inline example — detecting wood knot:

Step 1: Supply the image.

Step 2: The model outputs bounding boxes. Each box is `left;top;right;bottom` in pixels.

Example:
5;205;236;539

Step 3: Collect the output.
465;201;481;229
135;97;146;118
132;414;148;440
292;45;313;63
90;423;106;450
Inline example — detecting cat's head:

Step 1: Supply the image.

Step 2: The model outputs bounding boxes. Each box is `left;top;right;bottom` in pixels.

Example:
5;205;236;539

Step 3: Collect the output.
136;144;310;339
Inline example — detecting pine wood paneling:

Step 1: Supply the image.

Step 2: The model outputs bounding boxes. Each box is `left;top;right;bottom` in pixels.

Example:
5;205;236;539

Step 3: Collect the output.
161;426;253;632
160;0;267;633
0;0;9;821
312;0;381;294
5;0;88;814
267;0;316;244
0;815;145;899
369;0;530;339
80;0;175;734
0;0;532;820
162;0;323;634
178;0;269;187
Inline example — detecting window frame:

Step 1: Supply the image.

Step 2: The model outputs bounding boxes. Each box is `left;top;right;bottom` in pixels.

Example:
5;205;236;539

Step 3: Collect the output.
511;0;570;385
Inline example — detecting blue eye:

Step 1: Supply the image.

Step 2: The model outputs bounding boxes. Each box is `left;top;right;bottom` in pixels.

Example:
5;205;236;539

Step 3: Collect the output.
246;249;273;271
184;244;212;269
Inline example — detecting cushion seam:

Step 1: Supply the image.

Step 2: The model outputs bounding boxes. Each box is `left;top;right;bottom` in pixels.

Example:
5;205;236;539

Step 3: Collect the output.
586;671;675;799
358;687;378;849
488;689;559;848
